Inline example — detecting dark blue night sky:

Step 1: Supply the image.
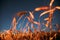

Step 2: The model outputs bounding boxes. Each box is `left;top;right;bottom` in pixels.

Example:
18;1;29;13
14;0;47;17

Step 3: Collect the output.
0;0;60;32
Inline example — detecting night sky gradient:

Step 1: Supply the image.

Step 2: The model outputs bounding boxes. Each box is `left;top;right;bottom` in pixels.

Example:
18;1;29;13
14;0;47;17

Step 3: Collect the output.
0;0;60;32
